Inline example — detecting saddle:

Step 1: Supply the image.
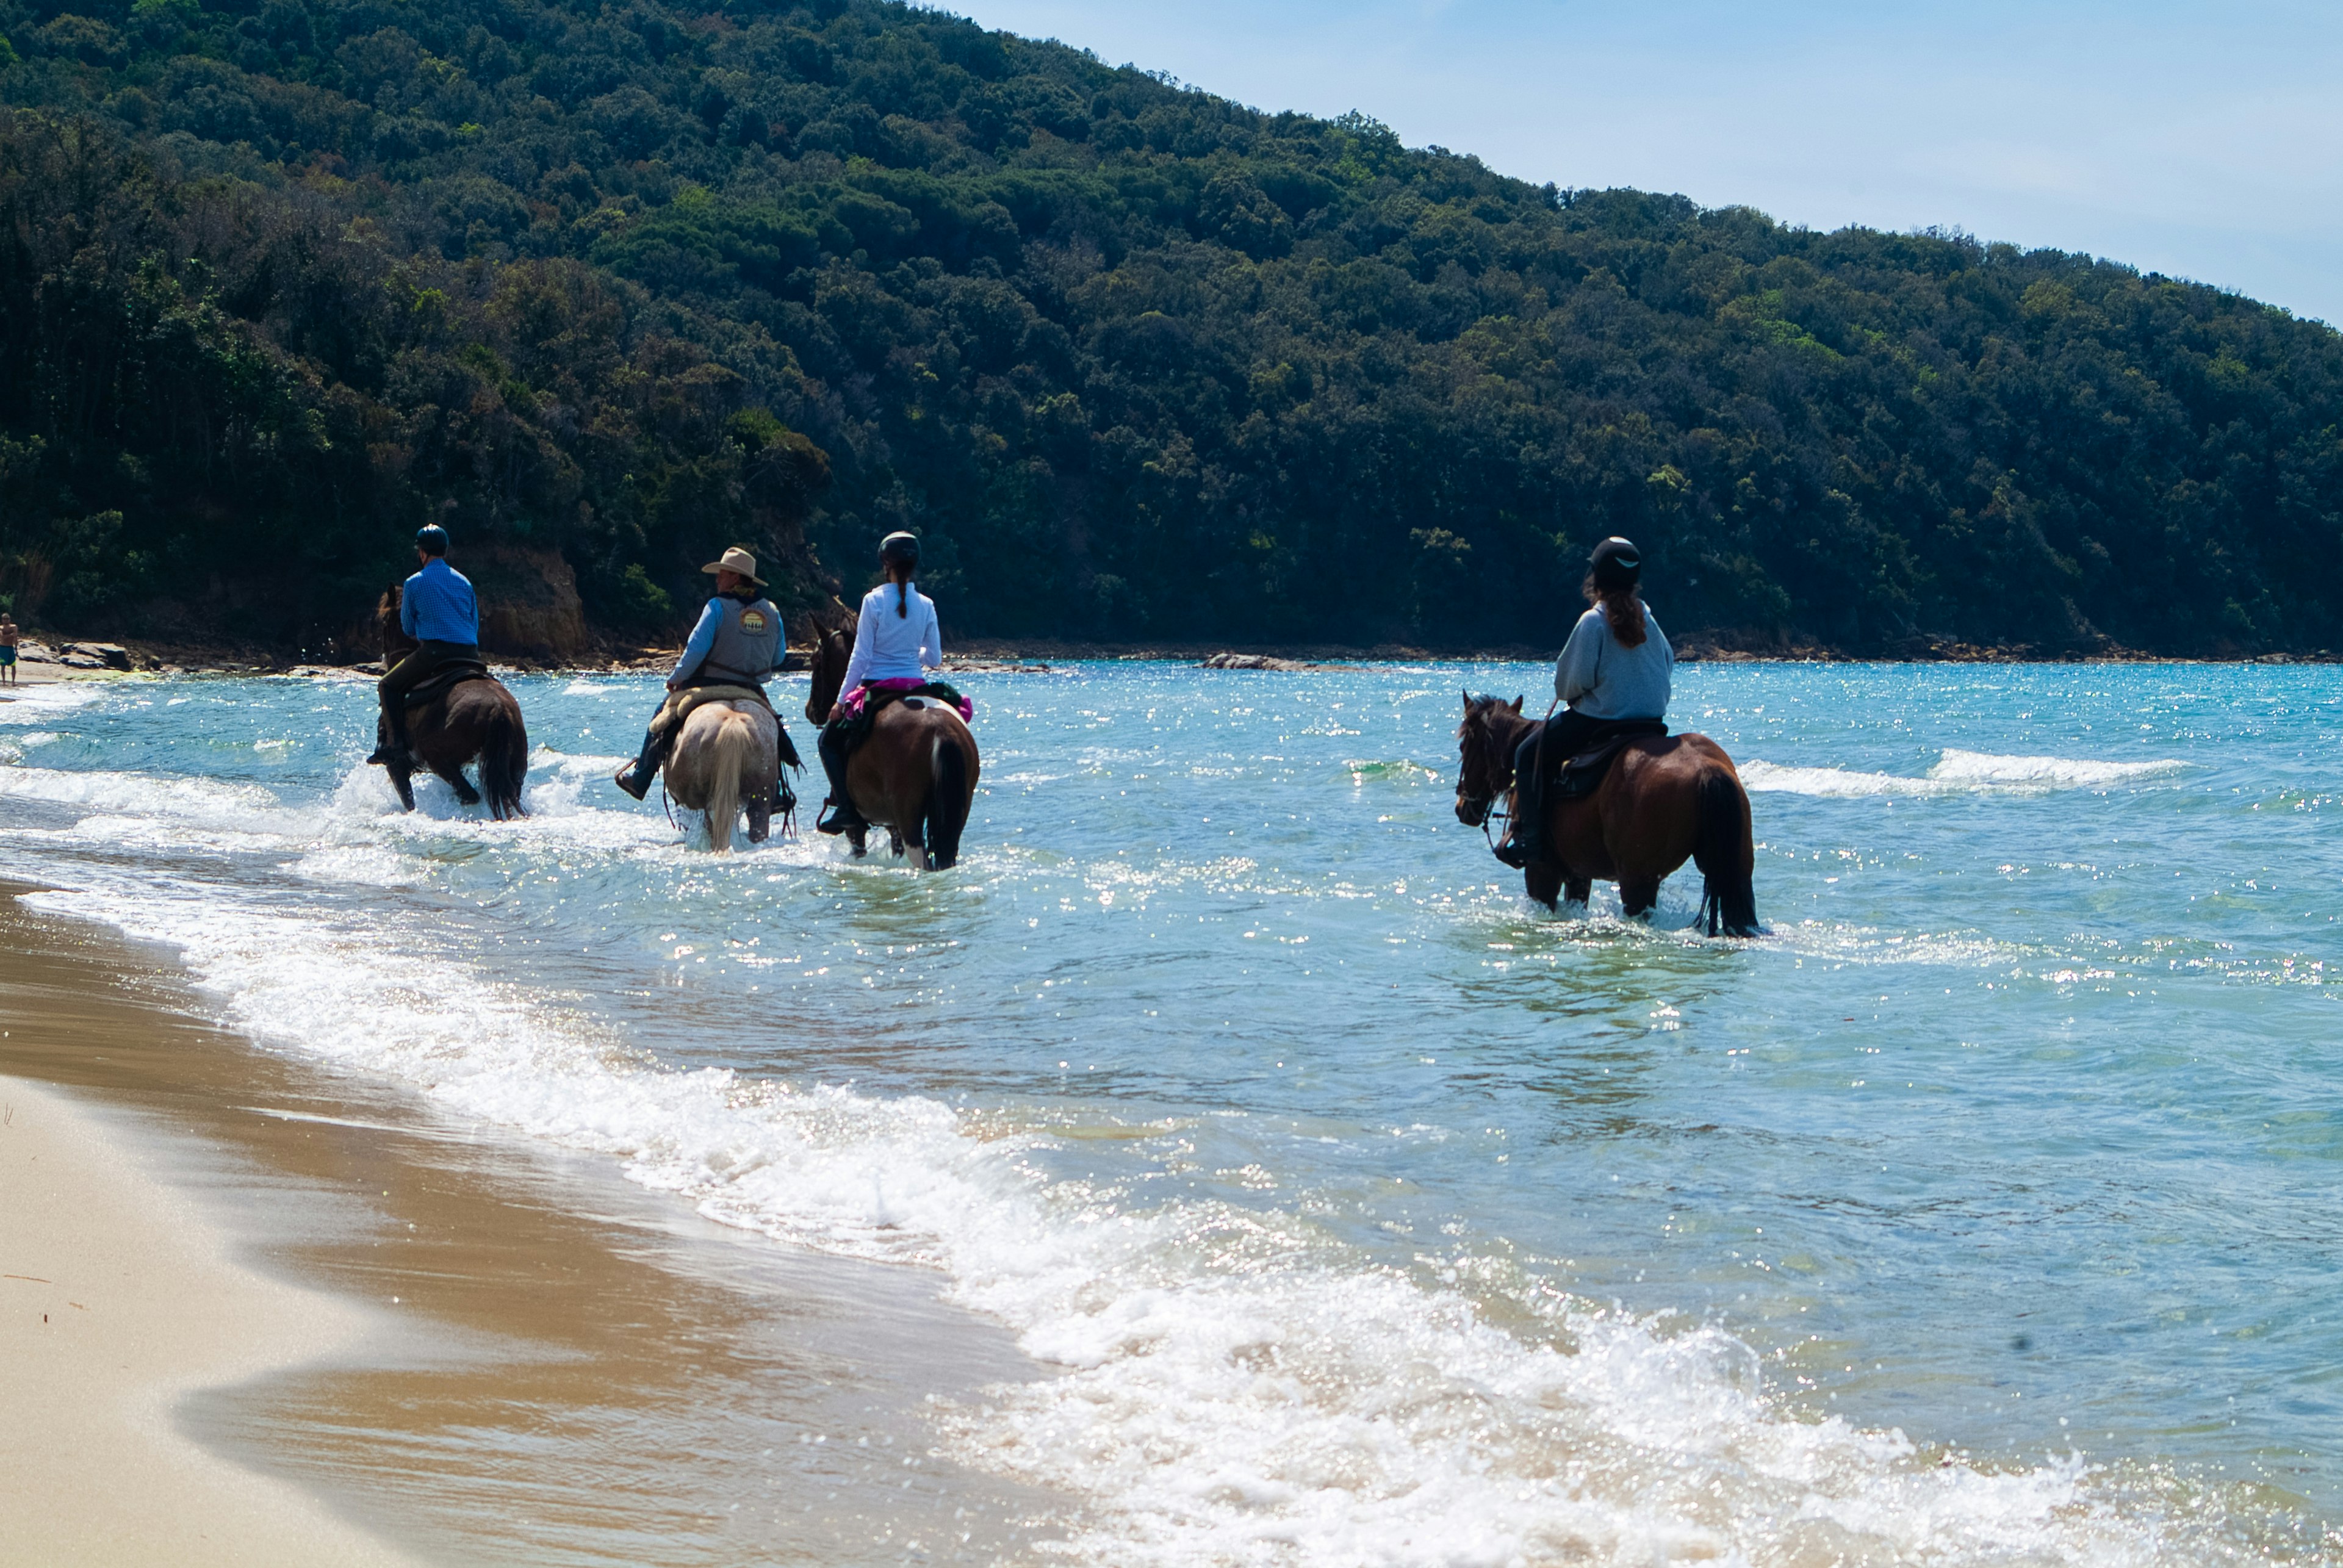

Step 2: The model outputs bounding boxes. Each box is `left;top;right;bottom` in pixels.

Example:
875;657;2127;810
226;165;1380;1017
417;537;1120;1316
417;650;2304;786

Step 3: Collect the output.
401;657;492;708
1546;719;1668;800
830;679;970;749
660;683;802;771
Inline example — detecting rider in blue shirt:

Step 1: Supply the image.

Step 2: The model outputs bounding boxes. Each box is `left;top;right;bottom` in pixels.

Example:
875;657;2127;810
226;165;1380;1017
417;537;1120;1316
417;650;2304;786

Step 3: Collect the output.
368;525;480;768
612;545;787;800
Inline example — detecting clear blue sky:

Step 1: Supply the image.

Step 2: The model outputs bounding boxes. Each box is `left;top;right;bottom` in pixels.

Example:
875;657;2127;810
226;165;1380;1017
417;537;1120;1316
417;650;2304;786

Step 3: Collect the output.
954;0;2343;326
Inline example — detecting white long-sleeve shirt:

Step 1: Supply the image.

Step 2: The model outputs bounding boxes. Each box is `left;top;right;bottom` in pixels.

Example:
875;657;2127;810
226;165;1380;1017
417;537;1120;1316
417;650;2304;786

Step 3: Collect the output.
840;581;943;689
1554;601;1672;719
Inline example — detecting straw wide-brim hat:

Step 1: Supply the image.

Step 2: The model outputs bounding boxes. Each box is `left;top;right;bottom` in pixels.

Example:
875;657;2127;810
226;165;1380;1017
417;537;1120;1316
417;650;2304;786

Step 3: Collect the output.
701;545;766;586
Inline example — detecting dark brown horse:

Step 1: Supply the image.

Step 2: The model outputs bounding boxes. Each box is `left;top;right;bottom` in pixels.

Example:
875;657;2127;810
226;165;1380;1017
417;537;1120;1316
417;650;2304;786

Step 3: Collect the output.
1453;692;1760;935
803;611;979;869
376;585;530;819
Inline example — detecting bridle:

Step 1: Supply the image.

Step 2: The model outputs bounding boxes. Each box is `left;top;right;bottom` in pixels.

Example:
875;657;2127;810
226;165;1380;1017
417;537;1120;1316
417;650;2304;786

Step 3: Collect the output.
1455;706;1518;849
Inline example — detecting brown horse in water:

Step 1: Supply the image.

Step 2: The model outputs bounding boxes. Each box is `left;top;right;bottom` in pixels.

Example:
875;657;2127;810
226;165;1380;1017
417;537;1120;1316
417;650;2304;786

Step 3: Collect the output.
804;612;979;869
376;586;530;819
1453;693;1760;936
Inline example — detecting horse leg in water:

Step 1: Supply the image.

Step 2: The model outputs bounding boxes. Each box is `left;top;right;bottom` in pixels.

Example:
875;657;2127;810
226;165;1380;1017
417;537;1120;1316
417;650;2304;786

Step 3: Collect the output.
432;759;483;807
1619;878;1661;920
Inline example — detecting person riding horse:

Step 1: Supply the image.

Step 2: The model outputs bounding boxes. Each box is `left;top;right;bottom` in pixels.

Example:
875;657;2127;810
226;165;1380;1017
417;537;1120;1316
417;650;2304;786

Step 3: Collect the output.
613;545;787;800
816;531;943;837
1494;536;1674;870
369;524;478;770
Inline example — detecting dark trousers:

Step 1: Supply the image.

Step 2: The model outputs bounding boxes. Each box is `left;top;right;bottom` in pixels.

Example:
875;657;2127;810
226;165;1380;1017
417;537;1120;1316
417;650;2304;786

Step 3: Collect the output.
378;640;478;749
1510;710;1627;852
817;719;855;818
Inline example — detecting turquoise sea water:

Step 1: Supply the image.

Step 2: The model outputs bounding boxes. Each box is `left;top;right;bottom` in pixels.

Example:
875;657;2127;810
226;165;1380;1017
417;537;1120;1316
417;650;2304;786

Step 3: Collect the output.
1;660;2338;1564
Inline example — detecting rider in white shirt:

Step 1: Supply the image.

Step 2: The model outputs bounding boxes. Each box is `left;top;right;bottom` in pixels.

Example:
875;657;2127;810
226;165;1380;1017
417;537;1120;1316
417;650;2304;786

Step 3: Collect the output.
837;559;941;692
816;531;943;835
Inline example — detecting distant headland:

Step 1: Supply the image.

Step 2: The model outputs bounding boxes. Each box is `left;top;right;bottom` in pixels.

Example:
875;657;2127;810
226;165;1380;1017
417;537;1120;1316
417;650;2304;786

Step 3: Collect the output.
2;0;2338;662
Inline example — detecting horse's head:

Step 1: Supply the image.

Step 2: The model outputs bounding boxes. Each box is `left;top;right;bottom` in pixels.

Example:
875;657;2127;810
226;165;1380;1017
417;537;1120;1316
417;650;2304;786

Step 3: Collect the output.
377;583;417;663
1454;689;1527;827
802;609;857;724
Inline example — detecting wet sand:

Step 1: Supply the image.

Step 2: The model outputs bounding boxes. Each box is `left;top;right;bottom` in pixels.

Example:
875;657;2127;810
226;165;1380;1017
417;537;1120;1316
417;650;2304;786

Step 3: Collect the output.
0;891;1074;1564
1;1077;413;1565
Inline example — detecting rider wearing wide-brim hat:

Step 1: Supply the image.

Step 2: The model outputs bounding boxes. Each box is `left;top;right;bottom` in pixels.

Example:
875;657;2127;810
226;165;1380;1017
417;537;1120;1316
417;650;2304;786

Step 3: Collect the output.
369;524;480;769
613;545;786;800
815;530;944;836
1494;536;1674;869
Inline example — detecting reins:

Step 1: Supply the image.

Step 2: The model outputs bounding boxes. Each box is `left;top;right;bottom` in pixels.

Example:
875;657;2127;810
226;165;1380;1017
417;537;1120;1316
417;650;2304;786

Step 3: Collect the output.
1478;794;1509;853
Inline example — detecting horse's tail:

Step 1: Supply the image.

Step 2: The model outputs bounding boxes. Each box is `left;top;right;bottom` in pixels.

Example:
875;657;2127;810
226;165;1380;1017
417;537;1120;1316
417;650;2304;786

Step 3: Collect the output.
481;693;530;821
923;729;972;871
704;708;754;854
1692;765;1760;938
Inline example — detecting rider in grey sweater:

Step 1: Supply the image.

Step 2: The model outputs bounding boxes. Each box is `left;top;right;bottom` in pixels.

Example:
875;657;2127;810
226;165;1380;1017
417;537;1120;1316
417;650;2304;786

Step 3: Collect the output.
1495;537;1672;869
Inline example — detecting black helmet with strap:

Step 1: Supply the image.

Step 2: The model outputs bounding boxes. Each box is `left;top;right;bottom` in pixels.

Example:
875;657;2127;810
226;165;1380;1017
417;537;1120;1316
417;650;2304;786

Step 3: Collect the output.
416;523;450;558
879;530;920;567
1589;536;1641;590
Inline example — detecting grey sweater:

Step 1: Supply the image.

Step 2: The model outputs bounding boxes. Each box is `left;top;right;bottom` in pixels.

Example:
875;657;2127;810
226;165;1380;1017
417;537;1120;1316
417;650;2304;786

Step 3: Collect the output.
1553;602;1672;719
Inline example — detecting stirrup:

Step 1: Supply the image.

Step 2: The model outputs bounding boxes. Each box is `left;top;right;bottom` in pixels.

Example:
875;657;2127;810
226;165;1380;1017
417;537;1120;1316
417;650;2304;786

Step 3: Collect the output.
366;743;411;768
815;799;860;836
1492;835;1535;870
612;760;656;800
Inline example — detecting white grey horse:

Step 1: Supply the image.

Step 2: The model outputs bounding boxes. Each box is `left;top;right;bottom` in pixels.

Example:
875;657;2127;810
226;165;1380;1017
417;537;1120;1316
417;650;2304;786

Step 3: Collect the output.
661;698;784;852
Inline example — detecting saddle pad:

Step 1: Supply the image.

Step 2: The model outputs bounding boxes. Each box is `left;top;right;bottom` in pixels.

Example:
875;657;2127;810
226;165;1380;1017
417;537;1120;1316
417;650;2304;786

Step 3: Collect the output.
1552;722;1668;800
666;685;801;771
402;661;491;707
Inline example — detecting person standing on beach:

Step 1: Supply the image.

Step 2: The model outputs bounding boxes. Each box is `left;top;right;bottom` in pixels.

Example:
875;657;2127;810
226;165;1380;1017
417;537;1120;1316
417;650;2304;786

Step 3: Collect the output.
0;611;17;685
368;525;479;769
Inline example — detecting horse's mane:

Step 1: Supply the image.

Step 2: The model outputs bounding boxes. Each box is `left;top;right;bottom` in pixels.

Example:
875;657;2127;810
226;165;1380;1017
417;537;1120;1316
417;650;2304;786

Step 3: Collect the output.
1457;692;1522;737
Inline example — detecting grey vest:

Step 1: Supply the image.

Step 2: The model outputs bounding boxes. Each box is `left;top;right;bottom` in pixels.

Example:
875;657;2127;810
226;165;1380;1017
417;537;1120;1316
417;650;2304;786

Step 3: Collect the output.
700;594;782;685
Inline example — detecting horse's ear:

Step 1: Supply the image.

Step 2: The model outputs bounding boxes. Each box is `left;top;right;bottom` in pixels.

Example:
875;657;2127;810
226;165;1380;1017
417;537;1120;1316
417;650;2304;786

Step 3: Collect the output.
1510;696;1524;713
1461;687;1473;707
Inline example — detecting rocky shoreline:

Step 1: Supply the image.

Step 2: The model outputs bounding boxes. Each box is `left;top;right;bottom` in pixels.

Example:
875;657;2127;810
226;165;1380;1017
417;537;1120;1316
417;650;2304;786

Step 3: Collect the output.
5;631;2335;678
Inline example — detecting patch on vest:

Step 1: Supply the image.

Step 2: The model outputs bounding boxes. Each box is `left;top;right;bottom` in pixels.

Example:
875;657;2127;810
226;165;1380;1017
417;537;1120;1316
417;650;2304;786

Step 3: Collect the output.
740;609;769;634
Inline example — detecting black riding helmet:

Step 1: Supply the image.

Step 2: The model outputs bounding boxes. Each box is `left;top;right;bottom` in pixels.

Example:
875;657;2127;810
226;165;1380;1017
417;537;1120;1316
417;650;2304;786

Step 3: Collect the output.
1589;536;1641;590
416;523;450;557
879;530;920;568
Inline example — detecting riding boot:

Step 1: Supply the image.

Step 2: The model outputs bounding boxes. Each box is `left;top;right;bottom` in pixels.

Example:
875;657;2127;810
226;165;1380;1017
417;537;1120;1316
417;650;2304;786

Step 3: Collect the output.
815;724;863;835
365;704;413;768
1493;732;1546;869
612;727;667;800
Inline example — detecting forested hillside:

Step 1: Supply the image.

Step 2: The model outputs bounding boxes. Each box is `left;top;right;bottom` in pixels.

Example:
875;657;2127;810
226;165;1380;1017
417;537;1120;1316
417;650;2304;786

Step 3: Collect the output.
4;0;2341;656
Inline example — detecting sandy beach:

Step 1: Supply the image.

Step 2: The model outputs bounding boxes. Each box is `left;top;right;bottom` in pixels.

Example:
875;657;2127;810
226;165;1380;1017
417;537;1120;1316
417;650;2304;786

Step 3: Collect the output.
0;892;1070;1565
0;1078;411;1566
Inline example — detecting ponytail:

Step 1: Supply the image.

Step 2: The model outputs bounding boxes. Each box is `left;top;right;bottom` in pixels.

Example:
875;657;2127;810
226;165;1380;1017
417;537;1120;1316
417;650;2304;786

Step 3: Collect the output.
896;578;909;617
1582;572;1647;648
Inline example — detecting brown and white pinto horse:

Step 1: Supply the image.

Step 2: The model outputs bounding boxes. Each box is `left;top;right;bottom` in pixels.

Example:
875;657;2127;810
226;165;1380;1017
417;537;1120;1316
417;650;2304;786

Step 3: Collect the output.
375;585;530;819
1453;692;1760;935
803;611;979;870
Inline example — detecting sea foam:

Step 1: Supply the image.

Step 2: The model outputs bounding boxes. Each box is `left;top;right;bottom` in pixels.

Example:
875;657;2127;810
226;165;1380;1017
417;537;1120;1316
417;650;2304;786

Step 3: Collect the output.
9;869;2239;1567
1744;749;2185;798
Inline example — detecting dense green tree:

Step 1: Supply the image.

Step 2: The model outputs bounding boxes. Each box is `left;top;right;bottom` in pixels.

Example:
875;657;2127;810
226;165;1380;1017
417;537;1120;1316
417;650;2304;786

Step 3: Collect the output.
2;0;2339;655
